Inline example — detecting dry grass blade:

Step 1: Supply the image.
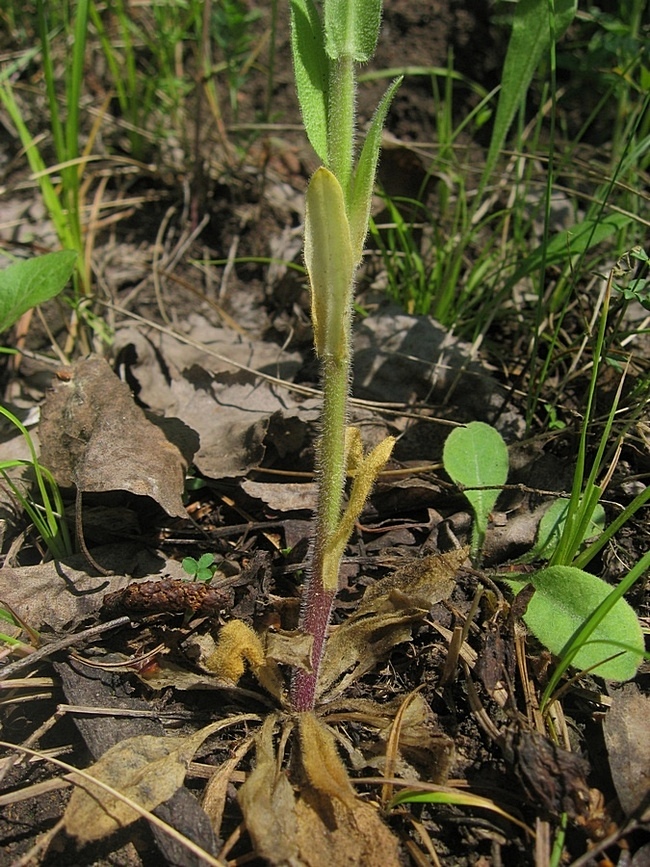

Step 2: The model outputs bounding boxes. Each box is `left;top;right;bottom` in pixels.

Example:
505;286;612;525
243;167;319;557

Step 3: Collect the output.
380;686;426;807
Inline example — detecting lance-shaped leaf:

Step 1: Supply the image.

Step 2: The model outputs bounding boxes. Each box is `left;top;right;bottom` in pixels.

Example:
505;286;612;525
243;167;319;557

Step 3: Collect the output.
290;0;329;164
349;76;402;260
304;167;355;359
324;0;382;61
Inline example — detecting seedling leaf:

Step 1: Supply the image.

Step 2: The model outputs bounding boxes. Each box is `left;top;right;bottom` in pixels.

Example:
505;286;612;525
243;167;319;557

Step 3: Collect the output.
0;250;76;333
505;566;644;681
528;498;606;562
443;422;508;558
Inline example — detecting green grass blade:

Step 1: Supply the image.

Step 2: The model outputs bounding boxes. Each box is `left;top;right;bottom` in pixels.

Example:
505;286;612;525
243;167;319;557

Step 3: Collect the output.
481;0;576;190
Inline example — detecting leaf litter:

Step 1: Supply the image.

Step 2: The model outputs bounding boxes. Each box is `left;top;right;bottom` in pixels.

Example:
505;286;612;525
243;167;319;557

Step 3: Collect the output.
1;299;648;867
0;323;642;867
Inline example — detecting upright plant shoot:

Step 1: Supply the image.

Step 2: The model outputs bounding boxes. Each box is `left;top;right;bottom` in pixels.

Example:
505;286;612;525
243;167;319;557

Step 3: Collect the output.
289;0;401;711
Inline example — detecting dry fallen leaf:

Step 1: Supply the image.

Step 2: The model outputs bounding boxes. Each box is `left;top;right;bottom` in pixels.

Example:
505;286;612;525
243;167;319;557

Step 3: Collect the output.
114;320;320;481
353;310;524;437
293;791;401;867
39;355;198;517
0;544;189;631
603;683;650;820
237;715;300;865
63;722;223;842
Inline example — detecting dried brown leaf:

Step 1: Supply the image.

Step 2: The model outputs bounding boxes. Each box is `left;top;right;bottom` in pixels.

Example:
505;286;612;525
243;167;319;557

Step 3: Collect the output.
39;355;198;517
358;547;466;613
238;714;401;867
323;695;454;783
63;722;223;842
298;712;356;806
264;629;313;672
237;715;300;866
0;544;189;632
293;794;401;867
603;684;650;820
114;321;318;481
202;736;255;834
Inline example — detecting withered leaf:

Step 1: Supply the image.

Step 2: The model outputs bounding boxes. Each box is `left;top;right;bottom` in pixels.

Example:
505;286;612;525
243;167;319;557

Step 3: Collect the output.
293;792;401;867
63;722;223;842
114;321;319;481
318;549;465;701
39;355;197;517
237;715;300;865
264;629;313;672
603;684;650;820
321;695;453;783
238;714;401;867
358;547;466;613
0;544;188;632
298;712;356;806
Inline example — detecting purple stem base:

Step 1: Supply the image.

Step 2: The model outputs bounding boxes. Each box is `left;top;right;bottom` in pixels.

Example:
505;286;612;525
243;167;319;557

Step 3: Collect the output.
290;579;336;712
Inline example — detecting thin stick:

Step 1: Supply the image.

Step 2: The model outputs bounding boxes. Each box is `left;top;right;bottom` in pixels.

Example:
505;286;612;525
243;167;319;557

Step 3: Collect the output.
0;617;130;681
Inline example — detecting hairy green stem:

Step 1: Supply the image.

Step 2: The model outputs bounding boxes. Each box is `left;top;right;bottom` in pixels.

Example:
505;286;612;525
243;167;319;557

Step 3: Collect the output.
327;56;355;199
291;351;351;712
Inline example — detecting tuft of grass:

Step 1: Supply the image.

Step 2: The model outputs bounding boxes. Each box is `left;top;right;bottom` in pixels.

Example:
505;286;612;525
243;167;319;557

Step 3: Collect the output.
0;406;72;561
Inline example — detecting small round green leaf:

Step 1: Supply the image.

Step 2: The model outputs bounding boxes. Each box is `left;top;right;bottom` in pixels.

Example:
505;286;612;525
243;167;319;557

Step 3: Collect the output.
443;422;508;555
516;566;644;681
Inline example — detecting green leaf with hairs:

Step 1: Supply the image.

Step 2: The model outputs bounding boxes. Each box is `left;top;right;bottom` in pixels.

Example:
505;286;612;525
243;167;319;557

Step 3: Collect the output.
304;167;355;359
0;250;77;333
506;566;644;681
290;0;329;163
349;76;402;260
526;498;606;562
443;422;509;559
324;0;382;61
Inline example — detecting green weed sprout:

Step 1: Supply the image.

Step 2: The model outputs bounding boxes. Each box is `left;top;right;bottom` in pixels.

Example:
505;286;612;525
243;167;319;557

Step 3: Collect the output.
442;420;644;683
443;421;509;562
181;553;218;583
289;0;401;712
0;407;72;561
